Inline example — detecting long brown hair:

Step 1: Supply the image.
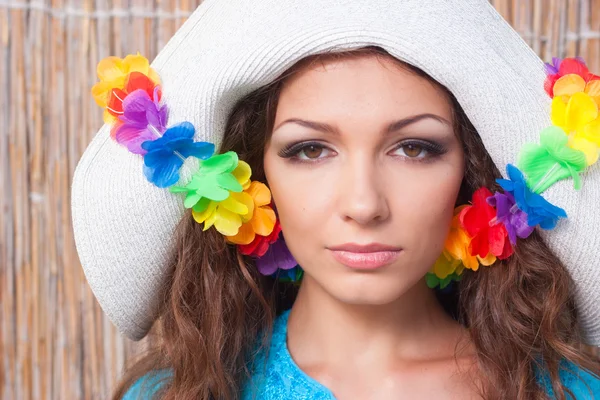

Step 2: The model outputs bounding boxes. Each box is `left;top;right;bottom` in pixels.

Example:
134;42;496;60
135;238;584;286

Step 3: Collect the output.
112;47;600;400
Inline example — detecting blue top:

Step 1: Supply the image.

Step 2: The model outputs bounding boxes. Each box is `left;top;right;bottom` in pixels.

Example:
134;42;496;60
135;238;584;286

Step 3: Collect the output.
123;310;600;399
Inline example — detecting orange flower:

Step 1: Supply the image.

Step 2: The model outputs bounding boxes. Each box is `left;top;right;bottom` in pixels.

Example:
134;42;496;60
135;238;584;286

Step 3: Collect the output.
226;182;276;245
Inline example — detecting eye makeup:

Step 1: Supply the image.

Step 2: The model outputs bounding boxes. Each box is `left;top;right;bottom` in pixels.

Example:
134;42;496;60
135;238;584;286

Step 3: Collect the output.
388;139;448;162
277;137;450;164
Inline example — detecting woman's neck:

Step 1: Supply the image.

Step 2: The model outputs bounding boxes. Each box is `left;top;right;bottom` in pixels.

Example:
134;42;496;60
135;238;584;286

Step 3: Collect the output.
286;274;471;375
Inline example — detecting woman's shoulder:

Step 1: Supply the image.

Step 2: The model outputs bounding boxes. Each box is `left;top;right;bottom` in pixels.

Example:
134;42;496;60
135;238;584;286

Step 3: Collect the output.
539;360;600;399
119;314;290;400
121;369;172;400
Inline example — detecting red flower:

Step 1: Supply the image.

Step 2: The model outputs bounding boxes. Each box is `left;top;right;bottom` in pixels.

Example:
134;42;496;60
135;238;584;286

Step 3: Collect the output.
107;72;162;124
238;219;282;257
545;57;600;98
459;188;513;260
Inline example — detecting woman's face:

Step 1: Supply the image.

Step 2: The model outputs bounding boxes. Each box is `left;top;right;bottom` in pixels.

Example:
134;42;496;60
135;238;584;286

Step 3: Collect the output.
264;54;464;305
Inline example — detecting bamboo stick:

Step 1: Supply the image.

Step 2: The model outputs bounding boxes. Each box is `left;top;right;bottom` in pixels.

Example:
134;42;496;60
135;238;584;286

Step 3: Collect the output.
28;0;47;398
533;0;544;56
0;3;14;400
590;0;600;74
9;1;33;398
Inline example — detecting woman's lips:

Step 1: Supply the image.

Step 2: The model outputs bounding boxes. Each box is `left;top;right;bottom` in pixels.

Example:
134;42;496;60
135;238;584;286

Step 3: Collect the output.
327;243;402;270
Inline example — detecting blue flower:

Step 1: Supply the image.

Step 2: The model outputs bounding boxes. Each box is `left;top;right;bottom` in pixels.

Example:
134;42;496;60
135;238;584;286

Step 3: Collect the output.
141;122;215;188
496;164;567;230
271;265;303;283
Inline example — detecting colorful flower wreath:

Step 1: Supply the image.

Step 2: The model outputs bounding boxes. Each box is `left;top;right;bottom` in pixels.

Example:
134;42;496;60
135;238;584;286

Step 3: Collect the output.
427;56;600;289
94;54;597;288
92;53;301;280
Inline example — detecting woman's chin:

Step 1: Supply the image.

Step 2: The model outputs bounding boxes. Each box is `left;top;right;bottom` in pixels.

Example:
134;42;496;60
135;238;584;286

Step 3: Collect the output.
309;271;423;306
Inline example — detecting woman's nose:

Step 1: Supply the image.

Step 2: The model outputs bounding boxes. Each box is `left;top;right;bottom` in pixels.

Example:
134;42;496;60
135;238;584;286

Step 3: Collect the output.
337;158;390;226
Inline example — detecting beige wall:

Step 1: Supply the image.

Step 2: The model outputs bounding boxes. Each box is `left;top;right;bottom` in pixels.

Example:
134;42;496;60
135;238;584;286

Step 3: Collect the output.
1;1;599;398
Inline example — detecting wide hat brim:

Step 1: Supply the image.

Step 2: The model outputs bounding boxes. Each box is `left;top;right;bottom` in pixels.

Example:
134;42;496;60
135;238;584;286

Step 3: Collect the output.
71;0;600;343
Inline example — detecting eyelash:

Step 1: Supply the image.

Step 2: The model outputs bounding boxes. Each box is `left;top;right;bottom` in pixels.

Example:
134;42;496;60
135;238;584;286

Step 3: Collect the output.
390;139;447;161
278;139;447;163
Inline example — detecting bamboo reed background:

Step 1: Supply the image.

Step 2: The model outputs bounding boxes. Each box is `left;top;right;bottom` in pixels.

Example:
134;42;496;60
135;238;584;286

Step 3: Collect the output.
1;0;599;399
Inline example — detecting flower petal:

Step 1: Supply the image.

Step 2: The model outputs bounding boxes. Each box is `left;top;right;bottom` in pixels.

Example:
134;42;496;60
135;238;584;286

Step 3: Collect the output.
143;150;183;188
97;56;126;81
247;182;271;207
579;119;600;146
232;191;255;222
125;71;158;97
477;253;496;266
256;238;297;276
232;161;252;186
570;136;599;166
558;57;590;79
225;222;255;245
213;207;243;236
251;207;276;236
215;173;244;193
192;201;217;224
92;78;126;108
114;124;156;155
432;251;461;279
201;151;239;174
488;225;508;257
220;192;251;216
553;74;586;97
585;80;600;108
123;53;150;75
551;96;568;128
565;92;598;132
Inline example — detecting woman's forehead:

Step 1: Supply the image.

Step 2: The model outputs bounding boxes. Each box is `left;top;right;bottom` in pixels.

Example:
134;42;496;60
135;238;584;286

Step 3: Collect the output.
275;55;453;127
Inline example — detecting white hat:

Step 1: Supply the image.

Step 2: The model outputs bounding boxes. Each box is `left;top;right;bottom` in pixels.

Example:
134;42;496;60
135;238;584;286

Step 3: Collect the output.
71;0;600;343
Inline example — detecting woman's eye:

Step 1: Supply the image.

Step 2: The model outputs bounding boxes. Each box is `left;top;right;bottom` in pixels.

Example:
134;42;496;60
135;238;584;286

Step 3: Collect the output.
393;143;428;159
294;144;332;160
278;141;334;161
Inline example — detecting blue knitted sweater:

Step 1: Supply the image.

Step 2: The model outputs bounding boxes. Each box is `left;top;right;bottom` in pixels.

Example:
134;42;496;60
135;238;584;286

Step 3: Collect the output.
123;310;600;399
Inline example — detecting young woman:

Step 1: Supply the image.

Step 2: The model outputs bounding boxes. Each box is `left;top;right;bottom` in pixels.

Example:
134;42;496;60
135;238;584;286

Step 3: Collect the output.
72;1;600;399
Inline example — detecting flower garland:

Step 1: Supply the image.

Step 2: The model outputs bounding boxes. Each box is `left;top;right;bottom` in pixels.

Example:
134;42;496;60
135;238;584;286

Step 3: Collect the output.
427;56;600;289
93;54;596;288
92;53;297;274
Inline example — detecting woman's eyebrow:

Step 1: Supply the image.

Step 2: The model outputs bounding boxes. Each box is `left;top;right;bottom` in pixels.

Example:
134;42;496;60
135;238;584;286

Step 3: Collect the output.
273;113;452;135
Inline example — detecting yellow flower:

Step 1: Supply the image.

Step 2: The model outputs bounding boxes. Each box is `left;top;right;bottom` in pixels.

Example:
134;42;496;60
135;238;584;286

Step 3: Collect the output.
226;182;276;245
91;53;161;124
551;91;600;165
193;191;254;236
432;250;464;280
191;161;254;236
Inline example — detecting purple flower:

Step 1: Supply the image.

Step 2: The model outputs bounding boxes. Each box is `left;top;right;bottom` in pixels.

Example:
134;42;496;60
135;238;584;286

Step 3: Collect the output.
486;191;534;245
114;87;168;155
544;57;562;75
256;237;297;276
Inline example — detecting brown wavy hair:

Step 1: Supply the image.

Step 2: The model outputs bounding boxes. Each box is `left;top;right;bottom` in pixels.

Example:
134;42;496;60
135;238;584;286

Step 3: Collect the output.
112;47;600;400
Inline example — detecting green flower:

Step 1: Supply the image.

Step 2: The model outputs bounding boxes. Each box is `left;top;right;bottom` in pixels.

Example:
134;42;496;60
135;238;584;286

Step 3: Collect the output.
518;126;587;193
425;271;462;289
169;151;243;212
